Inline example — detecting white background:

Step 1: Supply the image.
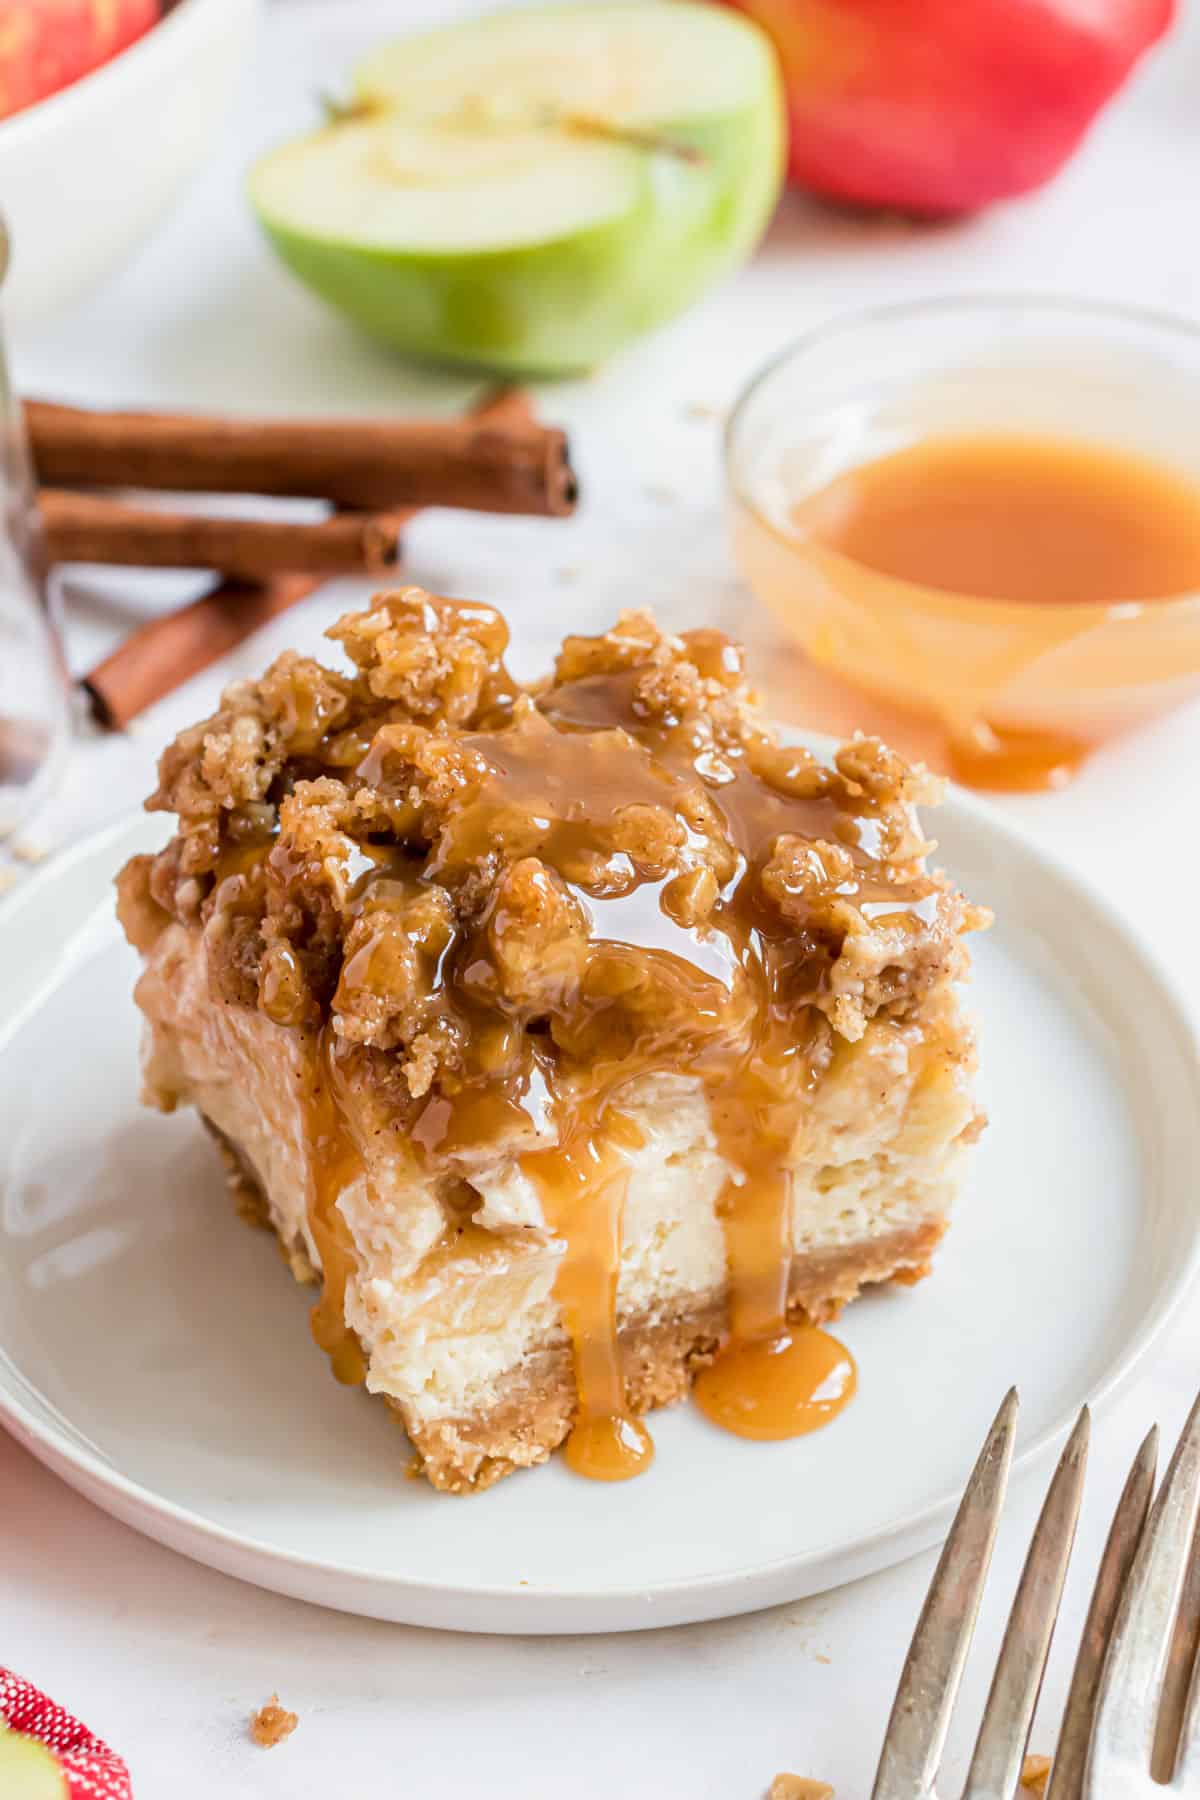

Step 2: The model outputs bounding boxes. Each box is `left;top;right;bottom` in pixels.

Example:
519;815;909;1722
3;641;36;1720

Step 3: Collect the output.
5;2;1200;1793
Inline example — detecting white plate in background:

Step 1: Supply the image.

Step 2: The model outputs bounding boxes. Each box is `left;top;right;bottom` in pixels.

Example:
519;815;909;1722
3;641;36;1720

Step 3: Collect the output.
0;792;1196;1633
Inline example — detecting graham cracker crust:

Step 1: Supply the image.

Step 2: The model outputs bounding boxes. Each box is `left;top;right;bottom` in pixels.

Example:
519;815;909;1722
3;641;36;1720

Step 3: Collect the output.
203;1118;943;1494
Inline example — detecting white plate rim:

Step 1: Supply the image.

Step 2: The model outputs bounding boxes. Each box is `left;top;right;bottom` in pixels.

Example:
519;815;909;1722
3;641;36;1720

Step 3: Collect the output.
2;790;1198;1634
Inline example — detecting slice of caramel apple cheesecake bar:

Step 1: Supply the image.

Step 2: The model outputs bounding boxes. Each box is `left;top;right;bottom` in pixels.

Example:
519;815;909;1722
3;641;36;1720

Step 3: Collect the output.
117;589;988;1491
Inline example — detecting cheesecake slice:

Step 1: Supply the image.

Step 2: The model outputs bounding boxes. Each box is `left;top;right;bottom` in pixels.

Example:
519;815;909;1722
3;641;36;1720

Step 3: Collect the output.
117;589;987;1491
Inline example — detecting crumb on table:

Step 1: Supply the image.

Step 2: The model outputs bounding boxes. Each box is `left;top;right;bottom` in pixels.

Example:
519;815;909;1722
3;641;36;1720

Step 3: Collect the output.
249;1694;298;1748
1020;1755;1051;1795
768;1777;833;1800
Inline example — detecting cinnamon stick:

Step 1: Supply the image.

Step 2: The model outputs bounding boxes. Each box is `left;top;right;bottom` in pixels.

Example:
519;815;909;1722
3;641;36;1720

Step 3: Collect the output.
83;576;320;730
28;397;577;517
40;489;404;580
81;387;536;731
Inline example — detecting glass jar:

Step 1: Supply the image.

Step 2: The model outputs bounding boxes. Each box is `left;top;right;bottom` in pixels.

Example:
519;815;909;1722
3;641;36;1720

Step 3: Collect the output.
0;218;69;840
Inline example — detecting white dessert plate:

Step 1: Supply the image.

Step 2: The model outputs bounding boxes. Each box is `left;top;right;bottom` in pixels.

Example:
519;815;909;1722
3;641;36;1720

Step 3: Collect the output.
1;789;1198;1635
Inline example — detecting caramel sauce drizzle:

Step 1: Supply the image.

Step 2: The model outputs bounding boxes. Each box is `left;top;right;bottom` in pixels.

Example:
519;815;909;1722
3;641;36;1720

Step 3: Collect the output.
522;1110;653;1480
302;1030;369;1387
242;607;934;1470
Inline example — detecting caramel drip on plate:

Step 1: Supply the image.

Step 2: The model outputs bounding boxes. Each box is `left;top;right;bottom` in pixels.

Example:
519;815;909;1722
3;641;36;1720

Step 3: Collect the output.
522;1111;653;1481
301;1030;368;1387
693;1321;857;1441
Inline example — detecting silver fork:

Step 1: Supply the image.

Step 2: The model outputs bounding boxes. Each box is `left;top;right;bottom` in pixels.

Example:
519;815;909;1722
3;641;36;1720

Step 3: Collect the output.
870;1387;1200;1798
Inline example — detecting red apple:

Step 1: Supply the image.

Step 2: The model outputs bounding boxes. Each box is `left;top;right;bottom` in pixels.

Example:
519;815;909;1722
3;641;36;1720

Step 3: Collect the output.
0;0;159;122
718;0;1174;214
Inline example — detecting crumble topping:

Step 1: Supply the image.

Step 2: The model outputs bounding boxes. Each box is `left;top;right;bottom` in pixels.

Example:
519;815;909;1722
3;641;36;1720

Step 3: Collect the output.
248;1695;298;1749
118;588;987;1163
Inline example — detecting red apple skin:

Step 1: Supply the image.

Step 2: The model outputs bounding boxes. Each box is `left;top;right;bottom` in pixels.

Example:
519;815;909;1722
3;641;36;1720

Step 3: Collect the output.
0;0;159;122
719;0;1174;214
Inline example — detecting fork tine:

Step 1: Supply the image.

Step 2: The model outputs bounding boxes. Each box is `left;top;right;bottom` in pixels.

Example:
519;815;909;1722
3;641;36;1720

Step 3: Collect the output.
962;1406;1090;1799
1087;1388;1200;1789
1162;1514;1200;1784
1174;1585;1200;1786
1045;1426;1158;1800
870;1388;1019;1800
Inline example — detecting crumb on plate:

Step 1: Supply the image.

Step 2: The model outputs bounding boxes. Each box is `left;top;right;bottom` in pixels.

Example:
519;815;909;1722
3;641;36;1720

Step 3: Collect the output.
250;1694;298;1748
1020;1755;1051;1795
768;1777;833;1800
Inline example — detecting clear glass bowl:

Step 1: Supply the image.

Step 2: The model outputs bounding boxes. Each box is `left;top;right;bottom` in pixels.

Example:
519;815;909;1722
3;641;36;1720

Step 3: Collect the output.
724;296;1200;790
0;219;69;840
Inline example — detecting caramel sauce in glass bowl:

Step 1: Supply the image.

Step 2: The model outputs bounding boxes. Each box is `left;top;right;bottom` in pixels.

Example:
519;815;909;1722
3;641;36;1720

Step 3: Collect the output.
726;298;1200;791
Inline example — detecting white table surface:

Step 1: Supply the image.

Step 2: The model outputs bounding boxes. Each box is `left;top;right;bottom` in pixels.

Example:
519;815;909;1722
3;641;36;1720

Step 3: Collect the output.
5;3;1200;1793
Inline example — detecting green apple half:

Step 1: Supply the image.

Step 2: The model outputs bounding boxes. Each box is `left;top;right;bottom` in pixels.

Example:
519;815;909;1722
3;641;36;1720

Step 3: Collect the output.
249;3;784;375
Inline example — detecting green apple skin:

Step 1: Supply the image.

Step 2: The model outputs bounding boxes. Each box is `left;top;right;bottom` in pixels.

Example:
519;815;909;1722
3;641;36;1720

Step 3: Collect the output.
0;1722;68;1800
252;94;783;376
